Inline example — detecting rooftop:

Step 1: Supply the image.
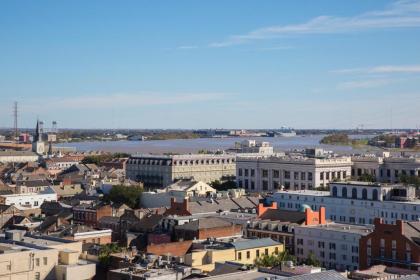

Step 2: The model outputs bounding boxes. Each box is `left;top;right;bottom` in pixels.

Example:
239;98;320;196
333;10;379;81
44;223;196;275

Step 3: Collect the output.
231;238;280;251
302;222;374;235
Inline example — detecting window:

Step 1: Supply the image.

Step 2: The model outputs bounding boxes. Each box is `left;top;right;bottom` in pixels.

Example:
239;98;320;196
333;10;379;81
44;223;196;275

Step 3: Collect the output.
294;172;299;180
244;169;249;177
251;181;255;190
275;247;279;254
256;249;260;257
362;188;368;200
284;171;290;179
36;258;40;266
342;187;347;198
329;243;336;250
251;169;255;177
262;169;268;177
262;180;268;190
238;169;243;176
301;173;306;180
43;257;47;265
372;189;378;201
352;188;357;199
265;248;269;255
332;186;337;197
273;170;279;178
247;251;251;259
34;201;39;206
35;272;40;280
320;172;324;180
238;252;242;260
308;172;313;181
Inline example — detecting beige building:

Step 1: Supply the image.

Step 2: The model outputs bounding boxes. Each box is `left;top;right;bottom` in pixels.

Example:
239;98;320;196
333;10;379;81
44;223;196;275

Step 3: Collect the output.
0;150;39;163
0;230;95;280
237;154;351;192
184;238;283;272
352;154;420;183
126;154;236;188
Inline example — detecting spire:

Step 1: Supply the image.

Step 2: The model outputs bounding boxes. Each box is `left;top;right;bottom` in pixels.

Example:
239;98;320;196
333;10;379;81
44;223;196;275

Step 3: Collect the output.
34;119;40;142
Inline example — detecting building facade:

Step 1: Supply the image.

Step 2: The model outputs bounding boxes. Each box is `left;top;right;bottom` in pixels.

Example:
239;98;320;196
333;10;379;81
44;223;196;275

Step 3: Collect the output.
236;154;351;192
268;182;420;226
294;222;372;271
352;155;420;183
359;218;420;272
126;154;236;188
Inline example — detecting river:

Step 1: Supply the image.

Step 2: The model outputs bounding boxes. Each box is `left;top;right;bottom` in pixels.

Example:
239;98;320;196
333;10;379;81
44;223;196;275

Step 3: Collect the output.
55;135;381;155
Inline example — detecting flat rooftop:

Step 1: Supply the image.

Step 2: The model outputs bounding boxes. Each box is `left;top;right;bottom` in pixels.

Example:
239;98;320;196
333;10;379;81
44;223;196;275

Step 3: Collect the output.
303;222;374;235
274;190;330;197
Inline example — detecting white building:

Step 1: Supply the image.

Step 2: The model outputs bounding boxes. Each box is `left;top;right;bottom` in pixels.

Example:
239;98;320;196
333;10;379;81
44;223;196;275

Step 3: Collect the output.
294;222;373;271
352;154;420;183
126;154;236;188
0;150;39;163
140;180;216;208
236;153;351;192
0;187;57;209
268;181;420;225
232;140;274;154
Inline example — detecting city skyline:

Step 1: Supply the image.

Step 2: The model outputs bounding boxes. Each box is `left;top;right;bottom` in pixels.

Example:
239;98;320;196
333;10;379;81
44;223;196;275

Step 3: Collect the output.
1;0;420;129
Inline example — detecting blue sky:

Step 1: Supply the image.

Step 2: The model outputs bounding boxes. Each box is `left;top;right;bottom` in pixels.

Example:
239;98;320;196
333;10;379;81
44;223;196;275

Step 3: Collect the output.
0;0;419;129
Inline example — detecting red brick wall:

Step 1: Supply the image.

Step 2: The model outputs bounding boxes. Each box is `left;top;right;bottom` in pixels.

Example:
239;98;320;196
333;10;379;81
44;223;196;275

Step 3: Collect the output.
164;198;191;216
359;218;420;270
146;240;193;257
198;224;243;240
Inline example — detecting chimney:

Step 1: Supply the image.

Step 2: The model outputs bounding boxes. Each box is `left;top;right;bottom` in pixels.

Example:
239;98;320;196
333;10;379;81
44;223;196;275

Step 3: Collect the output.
257;201;277;218
396;220;404;233
319;207;326;225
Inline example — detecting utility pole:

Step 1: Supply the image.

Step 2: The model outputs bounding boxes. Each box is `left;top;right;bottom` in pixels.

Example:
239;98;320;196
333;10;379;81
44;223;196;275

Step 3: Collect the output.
13;101;18;144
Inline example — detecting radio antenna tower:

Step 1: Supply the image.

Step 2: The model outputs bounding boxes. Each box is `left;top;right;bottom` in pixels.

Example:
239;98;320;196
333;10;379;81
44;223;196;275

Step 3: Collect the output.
13;102;18;143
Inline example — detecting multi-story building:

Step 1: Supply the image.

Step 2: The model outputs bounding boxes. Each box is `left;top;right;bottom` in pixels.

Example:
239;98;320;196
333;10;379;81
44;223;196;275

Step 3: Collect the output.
0;230;95;280
359;218;420;272
294;222;373;271
268;181;420;225
246;202;327;253
73;204;112;227
236;153;351;192
352;154;420;183
0;187;57;209
125;154;236;188
0;150;39;163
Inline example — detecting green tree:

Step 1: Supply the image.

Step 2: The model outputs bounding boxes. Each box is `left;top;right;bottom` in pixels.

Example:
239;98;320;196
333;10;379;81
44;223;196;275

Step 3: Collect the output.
358;173;376;182
104;185;143;208
98;243;122;268
303;252;321;267
210;180;237;191
254;250;296;267
399;174;420;188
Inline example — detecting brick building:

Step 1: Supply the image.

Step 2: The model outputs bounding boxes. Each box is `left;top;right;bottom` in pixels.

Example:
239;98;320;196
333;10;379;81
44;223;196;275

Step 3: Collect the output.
360;218;420;272
174;217;242;241
73;204;112;227
247;202;326;253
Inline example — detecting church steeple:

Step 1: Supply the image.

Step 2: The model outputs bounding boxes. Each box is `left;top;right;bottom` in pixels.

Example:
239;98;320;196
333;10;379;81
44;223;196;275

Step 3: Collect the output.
34;119;40;142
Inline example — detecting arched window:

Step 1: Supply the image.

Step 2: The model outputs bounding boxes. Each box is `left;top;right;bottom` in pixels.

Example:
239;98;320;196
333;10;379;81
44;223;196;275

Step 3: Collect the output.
372;189;378;201
362;188;368;200
332;186;338;197
352;188;357;199
342;187;348;198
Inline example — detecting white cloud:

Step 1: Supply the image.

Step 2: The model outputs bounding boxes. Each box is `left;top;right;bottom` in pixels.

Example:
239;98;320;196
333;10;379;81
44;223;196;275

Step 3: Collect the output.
333;64;420;74
177;45;198;50
210;0;420;47
337;79;394;90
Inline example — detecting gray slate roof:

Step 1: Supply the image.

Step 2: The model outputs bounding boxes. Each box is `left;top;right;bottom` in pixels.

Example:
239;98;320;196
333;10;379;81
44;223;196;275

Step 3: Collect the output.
286;270;347;280
231;238;280;251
